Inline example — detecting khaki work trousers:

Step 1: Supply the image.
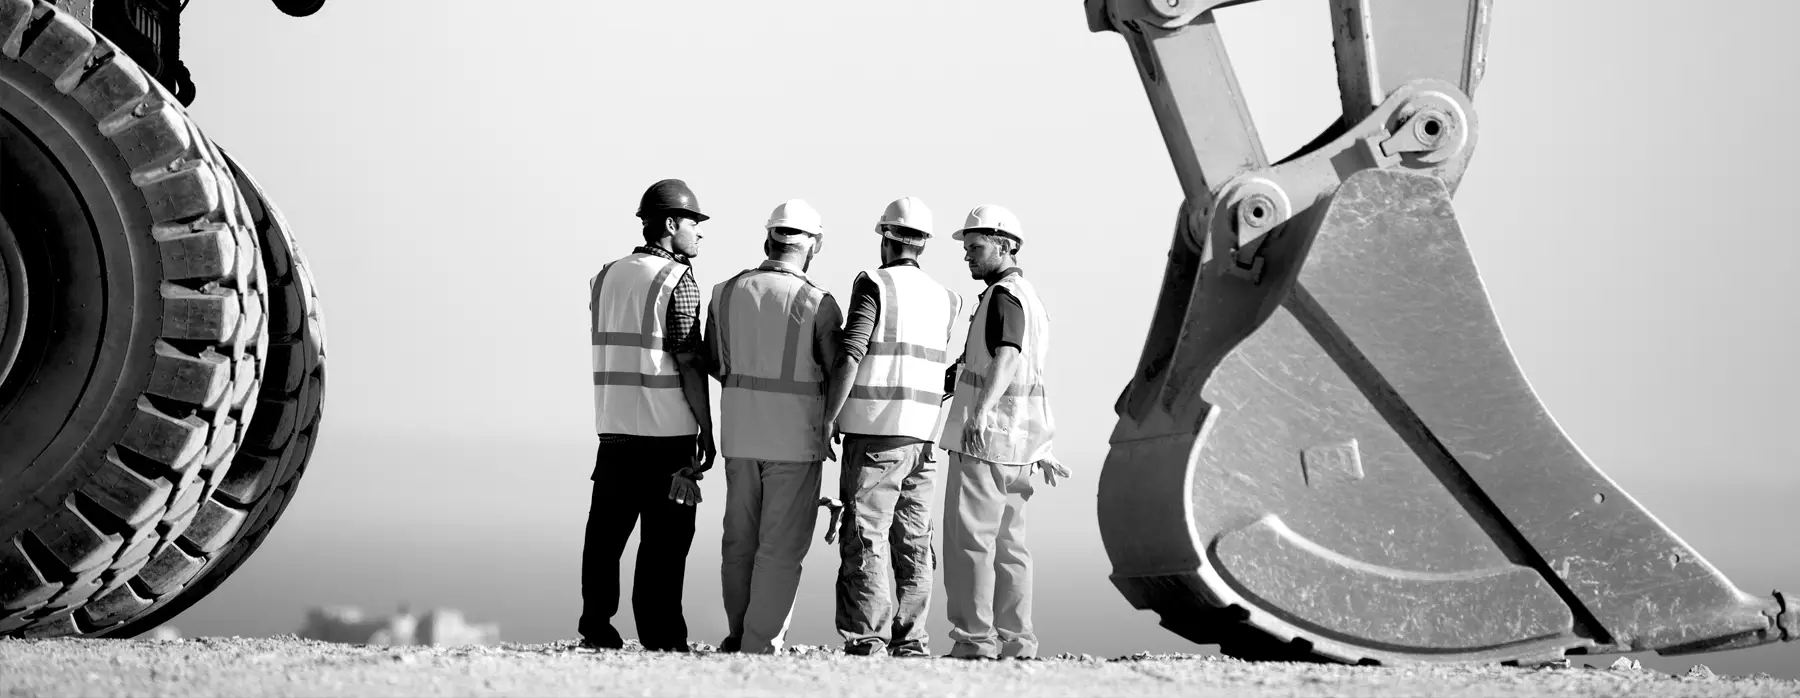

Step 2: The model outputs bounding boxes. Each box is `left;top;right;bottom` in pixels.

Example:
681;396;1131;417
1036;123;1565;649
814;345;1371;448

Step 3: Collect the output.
721;457;822;653
834;435;937;655
943;451;1038;659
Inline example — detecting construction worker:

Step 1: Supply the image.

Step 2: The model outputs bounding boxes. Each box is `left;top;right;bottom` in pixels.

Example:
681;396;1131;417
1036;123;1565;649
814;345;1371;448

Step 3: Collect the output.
938;204;1072;661
821;197;962;657
579;178;716;653
703;199;845;654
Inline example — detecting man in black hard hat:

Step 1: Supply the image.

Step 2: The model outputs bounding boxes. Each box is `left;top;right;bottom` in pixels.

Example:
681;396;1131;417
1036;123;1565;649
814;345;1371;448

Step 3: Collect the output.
580;178;718;652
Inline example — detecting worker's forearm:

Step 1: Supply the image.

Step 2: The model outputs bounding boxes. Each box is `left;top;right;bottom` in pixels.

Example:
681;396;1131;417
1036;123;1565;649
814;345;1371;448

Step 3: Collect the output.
975;347;1022;417
822;355;861;427
674;351;713;435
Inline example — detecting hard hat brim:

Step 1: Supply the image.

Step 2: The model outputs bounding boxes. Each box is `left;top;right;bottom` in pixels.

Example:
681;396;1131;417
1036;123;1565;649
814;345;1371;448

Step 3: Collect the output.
952;228;1019;244
641;207;710;223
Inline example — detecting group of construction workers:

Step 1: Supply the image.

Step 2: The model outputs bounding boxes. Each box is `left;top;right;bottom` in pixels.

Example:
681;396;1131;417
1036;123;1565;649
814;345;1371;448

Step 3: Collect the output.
580;178;1068;660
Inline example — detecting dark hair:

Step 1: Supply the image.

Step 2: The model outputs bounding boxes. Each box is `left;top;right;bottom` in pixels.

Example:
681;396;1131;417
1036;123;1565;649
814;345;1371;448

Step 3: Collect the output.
765;238;806;257
641;213;684;243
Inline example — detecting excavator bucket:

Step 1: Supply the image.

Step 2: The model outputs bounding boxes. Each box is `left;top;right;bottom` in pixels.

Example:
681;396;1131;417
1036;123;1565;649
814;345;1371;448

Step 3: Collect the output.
1087;0;1795;664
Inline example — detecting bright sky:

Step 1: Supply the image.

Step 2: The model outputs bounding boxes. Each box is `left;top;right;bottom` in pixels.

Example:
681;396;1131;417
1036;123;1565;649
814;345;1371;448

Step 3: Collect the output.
167;0;1796;677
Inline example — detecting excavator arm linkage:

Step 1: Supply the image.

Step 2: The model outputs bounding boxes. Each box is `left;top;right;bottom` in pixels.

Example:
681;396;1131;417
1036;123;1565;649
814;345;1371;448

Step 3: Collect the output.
1087;0;1795;664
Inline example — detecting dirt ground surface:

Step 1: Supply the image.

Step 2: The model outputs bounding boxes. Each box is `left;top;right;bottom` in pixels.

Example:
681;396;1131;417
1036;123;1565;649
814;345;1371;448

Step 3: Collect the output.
2;637;1796;698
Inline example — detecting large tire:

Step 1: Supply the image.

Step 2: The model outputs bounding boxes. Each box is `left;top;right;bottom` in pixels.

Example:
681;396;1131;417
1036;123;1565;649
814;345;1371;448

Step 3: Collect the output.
99;148;326;638
0;1;269;637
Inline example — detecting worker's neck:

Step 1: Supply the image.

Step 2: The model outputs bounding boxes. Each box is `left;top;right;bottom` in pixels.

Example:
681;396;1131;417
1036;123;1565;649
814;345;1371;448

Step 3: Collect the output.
880;249;920;266
648;237;678;255
982;259;1018;285
767;253;809;273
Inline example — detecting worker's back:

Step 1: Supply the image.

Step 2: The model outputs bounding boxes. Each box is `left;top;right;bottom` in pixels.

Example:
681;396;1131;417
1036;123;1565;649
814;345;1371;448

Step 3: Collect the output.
590;252;697;437
711;264;836;462
839;265;962;441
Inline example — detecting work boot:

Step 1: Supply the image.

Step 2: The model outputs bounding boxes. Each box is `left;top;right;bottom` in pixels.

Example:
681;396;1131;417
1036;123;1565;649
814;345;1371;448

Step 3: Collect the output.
888;641;929;658
717;637;742;653
843;640;885;657
578;636;624;651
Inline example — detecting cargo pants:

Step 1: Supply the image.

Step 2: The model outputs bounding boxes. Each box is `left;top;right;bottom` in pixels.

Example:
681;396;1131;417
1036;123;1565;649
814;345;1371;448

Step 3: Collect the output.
720;458;822;654
834;435;937;656
943;450;1037;659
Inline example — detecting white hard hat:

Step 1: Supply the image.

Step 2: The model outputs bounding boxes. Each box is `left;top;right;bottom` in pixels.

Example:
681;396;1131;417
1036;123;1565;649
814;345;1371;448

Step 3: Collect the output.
877;197;933;245
765;199;824;242
951;204;1023;247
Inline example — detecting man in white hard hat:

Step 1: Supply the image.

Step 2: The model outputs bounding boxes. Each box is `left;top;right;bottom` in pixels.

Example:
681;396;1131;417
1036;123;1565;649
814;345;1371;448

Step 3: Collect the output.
938;204;1071;661
581;178;717;653
702;199;844;654
820;197;963;657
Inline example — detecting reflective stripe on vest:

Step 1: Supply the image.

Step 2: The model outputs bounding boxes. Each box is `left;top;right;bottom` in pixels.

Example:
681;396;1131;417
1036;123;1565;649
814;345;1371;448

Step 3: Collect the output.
941;272;1054;465
590;253;698;436
713;267;832;462
838;266;962;440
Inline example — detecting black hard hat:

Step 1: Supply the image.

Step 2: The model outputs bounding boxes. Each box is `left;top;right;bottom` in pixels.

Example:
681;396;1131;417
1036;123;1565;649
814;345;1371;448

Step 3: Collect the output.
637;179;709;223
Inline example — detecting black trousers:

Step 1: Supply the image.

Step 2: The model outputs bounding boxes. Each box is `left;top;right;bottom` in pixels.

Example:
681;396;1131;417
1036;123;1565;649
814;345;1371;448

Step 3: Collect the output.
578;435;698;649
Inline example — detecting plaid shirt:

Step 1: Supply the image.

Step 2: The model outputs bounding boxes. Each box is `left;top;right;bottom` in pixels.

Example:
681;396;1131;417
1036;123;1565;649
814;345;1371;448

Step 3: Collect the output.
633;245;701;354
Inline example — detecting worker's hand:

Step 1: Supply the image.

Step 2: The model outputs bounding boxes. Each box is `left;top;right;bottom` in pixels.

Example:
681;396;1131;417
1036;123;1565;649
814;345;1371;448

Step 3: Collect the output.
819;423;838;463
1034;455;1071;487
819;497;845;544
669;470;702;506
696;430;717;473
960;412;995;456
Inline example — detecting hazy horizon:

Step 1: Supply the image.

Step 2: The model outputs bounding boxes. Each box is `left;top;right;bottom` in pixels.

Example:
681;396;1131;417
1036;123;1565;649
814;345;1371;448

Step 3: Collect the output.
147;0;1800;680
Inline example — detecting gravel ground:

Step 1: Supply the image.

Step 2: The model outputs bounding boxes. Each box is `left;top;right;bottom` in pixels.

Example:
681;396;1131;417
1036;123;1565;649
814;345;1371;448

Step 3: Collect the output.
2;637;1796;698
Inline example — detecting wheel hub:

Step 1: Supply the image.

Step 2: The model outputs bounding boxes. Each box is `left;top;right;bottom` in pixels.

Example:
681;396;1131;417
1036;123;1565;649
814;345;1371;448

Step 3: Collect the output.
0;212;25;388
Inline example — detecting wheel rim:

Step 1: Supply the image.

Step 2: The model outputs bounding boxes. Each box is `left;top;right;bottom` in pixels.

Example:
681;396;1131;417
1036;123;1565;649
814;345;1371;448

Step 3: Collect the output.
0;211;24;387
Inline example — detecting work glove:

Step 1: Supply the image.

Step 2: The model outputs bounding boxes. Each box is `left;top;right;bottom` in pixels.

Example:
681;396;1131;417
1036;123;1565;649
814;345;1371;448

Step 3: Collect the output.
819;497;845;544
669;468;702;506
1032;454;1071;487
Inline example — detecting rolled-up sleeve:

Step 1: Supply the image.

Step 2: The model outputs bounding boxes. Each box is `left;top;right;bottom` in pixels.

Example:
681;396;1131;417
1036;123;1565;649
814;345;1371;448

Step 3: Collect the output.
664;267;701;354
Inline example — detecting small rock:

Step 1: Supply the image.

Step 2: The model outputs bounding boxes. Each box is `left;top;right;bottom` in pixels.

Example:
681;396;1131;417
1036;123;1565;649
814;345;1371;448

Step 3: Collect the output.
1684;664;1716;680
1608;657;1643;672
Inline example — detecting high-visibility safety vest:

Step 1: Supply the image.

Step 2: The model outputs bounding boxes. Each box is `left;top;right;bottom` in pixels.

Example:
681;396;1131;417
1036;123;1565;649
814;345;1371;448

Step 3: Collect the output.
941;271;1054;465
838;265;962;441
711;263;836;462
589;252;699;437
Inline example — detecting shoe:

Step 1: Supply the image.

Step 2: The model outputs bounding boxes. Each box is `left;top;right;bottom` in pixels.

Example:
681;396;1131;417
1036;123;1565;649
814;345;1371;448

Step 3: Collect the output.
645;643;693;653
889;645;930;658
843;643;883;657
717;637;742;653
578;637;624;651
942;653;999;661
